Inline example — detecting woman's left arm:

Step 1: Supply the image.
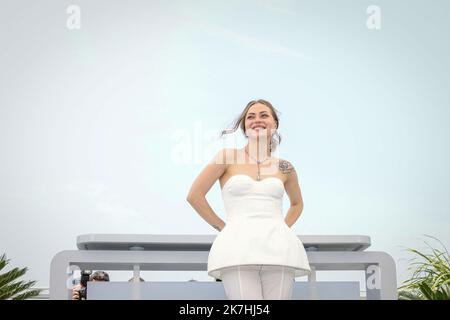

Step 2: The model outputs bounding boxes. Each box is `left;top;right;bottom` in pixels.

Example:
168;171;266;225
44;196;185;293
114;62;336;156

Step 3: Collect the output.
282;160;304;228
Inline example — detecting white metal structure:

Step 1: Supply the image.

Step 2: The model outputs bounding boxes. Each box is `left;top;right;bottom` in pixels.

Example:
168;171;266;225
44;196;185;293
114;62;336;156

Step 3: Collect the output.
49;234;397;300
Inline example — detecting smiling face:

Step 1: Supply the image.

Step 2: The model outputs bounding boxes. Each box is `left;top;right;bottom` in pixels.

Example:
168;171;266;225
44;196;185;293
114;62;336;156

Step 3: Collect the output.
244;103;278;139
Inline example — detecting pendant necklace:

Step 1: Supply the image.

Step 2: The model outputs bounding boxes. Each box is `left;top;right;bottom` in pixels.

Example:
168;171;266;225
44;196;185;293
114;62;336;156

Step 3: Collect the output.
244;147;271;181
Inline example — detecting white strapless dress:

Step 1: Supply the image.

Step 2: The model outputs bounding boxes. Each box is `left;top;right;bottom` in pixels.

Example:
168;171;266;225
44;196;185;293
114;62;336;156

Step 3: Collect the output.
207;174;311;280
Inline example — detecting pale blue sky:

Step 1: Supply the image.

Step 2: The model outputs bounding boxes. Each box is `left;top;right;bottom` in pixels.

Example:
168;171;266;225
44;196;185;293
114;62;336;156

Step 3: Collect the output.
0;0;449;290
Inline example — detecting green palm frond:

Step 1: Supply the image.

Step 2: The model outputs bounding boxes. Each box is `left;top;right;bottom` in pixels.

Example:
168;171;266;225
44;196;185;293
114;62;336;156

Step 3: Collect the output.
0;253;42;300
398;289;424;300
398;236;450;300
0;266;28;288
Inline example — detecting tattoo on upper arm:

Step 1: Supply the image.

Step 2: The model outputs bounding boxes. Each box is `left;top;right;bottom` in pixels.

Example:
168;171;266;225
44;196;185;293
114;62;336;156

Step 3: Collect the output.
279;160;294;174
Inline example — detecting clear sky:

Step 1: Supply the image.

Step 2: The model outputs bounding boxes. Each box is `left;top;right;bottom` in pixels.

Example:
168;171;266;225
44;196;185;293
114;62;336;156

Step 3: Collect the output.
1;0;449;291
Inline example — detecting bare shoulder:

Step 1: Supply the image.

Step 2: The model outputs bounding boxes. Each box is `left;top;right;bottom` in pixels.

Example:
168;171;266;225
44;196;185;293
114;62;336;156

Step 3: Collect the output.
222;148;239;165
275;158;301;190
275;157;296;175
210;148;234;164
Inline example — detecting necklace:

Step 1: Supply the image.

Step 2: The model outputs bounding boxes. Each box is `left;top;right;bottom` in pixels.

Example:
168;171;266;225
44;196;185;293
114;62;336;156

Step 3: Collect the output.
244;147;271;181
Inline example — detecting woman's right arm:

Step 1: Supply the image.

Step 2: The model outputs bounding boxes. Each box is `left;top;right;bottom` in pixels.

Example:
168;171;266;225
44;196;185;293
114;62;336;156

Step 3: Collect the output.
186;149;229;232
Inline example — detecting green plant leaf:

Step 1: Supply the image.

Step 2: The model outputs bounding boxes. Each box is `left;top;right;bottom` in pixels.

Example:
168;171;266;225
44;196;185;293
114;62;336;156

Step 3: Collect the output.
0;253;42;300
399;237;450;300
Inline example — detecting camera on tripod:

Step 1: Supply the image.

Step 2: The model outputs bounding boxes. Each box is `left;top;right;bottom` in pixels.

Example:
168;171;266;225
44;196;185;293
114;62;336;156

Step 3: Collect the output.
77;270;92;300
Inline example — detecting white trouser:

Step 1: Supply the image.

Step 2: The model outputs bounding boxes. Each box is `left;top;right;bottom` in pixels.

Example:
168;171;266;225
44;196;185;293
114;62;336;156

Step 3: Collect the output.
220;265;295;300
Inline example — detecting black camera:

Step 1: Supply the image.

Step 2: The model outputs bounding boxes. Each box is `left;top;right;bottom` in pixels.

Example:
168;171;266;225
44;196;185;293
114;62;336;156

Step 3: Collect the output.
77;270;92;300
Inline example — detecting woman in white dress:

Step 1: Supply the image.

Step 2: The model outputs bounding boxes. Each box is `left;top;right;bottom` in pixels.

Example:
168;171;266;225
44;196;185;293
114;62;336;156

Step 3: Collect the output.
187;99;311;300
